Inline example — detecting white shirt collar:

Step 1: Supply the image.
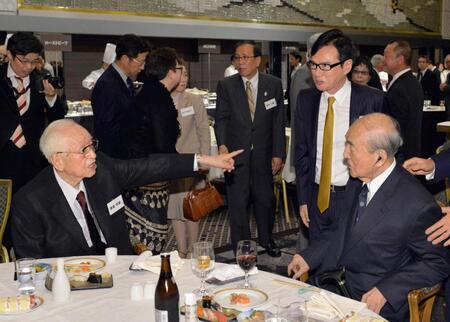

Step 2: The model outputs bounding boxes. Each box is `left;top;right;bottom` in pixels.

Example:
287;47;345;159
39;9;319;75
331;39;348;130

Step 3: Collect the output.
324;78;351;105
241;71;259;89
366;159;396;204
53;168;87;205
7;62;30;86
388;68;411;89
112;62;129;86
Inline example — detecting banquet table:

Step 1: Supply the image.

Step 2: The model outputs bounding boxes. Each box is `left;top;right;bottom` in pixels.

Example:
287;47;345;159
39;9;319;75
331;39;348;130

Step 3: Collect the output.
0;256;384;321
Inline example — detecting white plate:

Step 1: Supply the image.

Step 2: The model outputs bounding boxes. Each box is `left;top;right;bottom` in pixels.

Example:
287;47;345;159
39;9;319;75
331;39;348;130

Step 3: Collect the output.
214;288;268;310
0;296;44;315
64;257;105;274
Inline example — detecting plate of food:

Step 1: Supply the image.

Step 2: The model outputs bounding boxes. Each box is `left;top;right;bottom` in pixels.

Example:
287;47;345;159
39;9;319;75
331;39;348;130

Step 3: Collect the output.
0;295;44;315
213;288;268;310
64;257;105;274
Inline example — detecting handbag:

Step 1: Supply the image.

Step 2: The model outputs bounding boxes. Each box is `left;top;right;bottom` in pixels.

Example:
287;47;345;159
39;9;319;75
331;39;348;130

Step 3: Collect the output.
183;179;223;221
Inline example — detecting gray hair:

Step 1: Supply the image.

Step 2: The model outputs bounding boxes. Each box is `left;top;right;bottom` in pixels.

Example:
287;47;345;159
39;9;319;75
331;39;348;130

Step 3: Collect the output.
361;113;403;158
371;54;384;68
39;119;77;162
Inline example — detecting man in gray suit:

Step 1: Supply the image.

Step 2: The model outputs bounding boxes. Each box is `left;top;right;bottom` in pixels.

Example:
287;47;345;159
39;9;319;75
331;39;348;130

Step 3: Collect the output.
215;40;285;256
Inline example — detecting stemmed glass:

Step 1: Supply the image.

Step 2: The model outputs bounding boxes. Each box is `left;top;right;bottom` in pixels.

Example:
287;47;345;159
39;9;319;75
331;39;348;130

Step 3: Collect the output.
191;241;215;297
236;240;257;289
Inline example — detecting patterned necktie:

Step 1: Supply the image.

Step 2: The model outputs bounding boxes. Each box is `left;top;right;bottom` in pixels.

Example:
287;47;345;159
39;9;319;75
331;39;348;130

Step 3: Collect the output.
76;191;106;254
126;77;135;96
246;80;255;121
355;184;369;223
10;77;28;148
317;96;336;213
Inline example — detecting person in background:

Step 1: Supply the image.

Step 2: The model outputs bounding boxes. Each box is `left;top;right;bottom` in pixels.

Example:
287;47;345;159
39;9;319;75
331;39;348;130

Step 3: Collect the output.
123;47;182;254
167;60;211;258
371;54;388;91
224;54;239;78
285;49;302;123
440;54;450;120
82;43;116;90
417;55;440;105
91;34;149;158
349;56;377;88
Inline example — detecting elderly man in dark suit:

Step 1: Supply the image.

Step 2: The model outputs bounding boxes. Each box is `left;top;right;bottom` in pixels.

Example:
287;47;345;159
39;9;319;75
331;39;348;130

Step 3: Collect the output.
11;119;242;259
384;40;424;161
214;40;285;257
294;29;387;242
91;34;148;159
289;113;449;322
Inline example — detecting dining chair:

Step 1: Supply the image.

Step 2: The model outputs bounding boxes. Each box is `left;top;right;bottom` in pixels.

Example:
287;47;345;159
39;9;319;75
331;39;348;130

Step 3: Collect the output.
408;283;442;322
0;179;12;263
274;135;290;224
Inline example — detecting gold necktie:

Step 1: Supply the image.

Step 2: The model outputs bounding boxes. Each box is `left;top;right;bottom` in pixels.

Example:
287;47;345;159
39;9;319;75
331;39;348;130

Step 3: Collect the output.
246;80;255;121
317;96;336;213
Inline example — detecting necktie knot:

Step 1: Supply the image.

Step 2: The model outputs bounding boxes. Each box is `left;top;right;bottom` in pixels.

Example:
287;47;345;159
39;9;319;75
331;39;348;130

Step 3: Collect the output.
126;78;135;96
327;96;336;107
76;191;87;211
359;184;369;208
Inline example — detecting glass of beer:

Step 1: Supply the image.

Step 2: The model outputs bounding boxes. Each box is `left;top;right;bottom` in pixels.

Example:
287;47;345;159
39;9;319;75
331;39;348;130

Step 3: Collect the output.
191;241;215;297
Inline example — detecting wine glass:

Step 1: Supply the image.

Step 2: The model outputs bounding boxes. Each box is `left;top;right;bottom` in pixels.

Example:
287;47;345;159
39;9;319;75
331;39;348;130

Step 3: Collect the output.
191;241;215;297
236;240;257;289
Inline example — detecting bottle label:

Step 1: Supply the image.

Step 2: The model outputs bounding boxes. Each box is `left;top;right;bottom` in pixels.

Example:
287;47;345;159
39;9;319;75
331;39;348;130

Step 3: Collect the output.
155;309;169;322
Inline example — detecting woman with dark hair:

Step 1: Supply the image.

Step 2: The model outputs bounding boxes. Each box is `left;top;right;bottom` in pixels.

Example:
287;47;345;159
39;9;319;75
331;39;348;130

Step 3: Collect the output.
123;47;182;255
350;56;374;87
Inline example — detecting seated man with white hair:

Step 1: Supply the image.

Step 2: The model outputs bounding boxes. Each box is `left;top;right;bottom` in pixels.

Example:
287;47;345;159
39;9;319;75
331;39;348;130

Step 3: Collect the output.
11;119;241;259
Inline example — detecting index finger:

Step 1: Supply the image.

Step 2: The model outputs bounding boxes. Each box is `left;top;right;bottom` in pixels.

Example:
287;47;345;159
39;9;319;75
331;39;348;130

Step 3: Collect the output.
425;220;442;235
228;149;244;158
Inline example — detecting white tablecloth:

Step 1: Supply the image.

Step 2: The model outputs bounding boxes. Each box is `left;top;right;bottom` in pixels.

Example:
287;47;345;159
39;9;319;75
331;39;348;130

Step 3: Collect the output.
0;256;383;321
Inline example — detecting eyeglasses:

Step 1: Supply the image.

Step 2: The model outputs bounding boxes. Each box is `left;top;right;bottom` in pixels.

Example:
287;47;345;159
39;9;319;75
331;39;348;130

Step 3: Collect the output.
175;67;183;71
132;58;146;67
307;59;348;71
233;55;256;63
15;55;41;65
57;139;99;157
352;69;370;76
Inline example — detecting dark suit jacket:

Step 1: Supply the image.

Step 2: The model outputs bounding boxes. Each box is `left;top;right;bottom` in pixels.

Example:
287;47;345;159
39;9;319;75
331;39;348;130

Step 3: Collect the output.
418;69;440;105
91;65;138;159
0;64;65;192
443;73;450;110
431;147;450;181
302;165;449;321
214;72;285;169
11;152;195;259
294;82;388;205
387;71;424;160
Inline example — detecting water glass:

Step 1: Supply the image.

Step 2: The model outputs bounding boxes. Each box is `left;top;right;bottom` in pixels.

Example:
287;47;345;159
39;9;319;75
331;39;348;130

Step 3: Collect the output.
16;258;36;295
130;282;144;301
278;300;309;322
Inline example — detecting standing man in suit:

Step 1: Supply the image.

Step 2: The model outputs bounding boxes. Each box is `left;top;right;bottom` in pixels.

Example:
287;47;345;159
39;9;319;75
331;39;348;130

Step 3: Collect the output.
417;55;441;105
215;40;285;257
289;113;449;321
11;119;242;259
384;41;424;161
0;32;65;194
91;34;148;159
440;54;450;120
294;29;387;242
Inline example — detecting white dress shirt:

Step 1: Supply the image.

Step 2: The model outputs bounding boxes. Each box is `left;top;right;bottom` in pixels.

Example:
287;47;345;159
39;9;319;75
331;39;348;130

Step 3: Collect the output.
53;169;106;247
365;159;396;205
241;72;259;103
315;79;351;186
387;68;411;91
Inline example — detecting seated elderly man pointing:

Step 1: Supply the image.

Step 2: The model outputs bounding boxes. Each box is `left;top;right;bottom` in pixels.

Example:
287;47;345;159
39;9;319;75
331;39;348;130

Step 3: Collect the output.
288;113;448;322
11;119;242;259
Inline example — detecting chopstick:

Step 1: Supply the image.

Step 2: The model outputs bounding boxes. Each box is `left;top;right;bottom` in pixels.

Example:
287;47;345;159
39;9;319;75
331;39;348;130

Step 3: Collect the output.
272;278;320;292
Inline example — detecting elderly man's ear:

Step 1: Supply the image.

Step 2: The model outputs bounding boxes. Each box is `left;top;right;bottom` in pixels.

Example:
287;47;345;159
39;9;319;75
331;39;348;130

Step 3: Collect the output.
375;151;388;166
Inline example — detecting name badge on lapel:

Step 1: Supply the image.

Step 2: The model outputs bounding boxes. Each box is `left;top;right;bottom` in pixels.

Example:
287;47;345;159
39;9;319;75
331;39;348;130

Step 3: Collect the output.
264;98;277;110
107;195;124;216
180;106;195;117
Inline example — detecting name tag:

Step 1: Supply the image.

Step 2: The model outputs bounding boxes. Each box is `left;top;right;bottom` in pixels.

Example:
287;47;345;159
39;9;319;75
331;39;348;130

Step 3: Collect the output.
107;195;124;215
264;98;277;110
180;106;195;117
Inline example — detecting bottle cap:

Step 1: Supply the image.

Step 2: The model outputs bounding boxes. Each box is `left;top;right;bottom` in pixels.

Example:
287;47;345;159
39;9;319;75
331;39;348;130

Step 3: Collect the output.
184;293;197;305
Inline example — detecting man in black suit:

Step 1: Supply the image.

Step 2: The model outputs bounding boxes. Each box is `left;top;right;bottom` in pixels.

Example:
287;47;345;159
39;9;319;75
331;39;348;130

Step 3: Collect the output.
289;113;449;321
91;34;148;159
384;41;424;161
417;55;441;105
294;29;387;242
11;119;242;259
214;40;285;257
441;54;450;120
0;32;65;194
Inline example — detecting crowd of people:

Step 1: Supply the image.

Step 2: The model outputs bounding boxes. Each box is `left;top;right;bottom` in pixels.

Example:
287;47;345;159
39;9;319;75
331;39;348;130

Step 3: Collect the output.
1;28;450;321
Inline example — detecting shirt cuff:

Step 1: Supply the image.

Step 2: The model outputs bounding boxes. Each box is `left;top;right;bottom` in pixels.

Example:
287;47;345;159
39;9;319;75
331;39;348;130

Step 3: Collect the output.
193;154;199;171
425;169;435;181
46;94;57;107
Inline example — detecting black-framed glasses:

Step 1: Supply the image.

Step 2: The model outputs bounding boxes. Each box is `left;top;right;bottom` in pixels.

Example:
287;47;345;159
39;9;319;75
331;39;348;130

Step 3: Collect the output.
15;55;41;65
57;139;99;157
175;66;183;71
307;59;348;71
233;55;256;63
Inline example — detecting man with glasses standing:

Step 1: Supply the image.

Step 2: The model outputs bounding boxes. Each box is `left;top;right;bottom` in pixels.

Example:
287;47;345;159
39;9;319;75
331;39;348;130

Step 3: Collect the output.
215;40;285;257
91;34;148;159
294;29;387;243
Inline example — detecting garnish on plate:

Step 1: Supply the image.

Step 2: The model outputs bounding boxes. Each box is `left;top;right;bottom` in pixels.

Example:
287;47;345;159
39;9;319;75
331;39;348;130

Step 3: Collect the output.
230;293;250;305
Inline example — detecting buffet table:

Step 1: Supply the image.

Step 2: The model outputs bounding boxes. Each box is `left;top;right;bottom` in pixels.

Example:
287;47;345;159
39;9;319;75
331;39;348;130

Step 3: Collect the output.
0;256;384;321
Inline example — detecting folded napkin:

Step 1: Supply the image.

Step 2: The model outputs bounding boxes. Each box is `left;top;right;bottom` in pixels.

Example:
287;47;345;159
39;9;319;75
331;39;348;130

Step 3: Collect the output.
131;251;184;274
308;290;366;320
208;264;258;281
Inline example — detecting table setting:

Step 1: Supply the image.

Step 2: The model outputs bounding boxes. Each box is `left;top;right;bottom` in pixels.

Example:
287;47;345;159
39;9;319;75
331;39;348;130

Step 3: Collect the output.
0;241;385;321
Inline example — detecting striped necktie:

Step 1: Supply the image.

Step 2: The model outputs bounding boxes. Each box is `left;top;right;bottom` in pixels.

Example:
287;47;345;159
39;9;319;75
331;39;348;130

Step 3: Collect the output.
10;77;28;148
246;80;255;121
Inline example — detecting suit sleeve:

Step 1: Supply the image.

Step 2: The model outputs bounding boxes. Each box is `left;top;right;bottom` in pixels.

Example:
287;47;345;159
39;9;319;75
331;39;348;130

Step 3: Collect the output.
192;95;211;156
431;149;450;181
46;95;66;122
214;80;230;148
375;201;449;311
272;78;286;159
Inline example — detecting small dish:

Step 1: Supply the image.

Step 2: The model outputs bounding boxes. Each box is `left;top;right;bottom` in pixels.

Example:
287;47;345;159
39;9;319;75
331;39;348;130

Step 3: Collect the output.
64;257;105;274
213;288;268;310
35;263;51;282
0;296;44;315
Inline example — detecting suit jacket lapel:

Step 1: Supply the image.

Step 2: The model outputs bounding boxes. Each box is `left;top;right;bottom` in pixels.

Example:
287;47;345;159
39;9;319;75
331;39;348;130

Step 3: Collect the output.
0;65;20;115
349;83;360;125
311;90;321;163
